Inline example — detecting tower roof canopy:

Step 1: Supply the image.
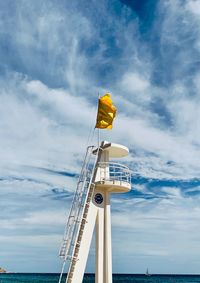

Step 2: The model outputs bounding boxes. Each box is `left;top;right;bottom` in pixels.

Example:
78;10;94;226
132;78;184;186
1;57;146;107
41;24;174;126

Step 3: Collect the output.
102;142;129;158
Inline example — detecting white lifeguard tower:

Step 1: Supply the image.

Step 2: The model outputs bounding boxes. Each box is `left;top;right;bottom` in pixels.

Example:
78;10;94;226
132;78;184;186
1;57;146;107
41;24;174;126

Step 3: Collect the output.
59;141;131;283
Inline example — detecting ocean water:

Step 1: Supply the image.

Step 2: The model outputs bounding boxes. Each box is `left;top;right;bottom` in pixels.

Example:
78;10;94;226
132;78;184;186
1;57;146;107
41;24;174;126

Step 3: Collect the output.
1;274;200;283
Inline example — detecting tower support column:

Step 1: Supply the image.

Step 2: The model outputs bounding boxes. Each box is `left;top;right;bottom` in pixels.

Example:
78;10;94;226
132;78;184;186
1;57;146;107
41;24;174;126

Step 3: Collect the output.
95;191;112;283
95;204;104;283
104;191;112;283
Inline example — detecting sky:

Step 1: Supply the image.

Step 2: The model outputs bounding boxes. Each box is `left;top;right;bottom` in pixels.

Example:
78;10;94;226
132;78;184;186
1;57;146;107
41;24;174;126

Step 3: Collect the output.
1;0;200;275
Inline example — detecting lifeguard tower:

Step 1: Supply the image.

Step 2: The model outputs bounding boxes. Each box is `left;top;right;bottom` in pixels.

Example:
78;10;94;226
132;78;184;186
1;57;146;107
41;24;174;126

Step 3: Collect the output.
58;140;131;283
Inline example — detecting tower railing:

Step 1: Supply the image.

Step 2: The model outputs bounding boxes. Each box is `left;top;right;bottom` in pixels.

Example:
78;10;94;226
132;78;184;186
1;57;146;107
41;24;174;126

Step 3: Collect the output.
97;162;131;184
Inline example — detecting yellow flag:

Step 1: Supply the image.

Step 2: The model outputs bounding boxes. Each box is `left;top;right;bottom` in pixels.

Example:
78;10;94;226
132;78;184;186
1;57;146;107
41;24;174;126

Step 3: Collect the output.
95;93;117;129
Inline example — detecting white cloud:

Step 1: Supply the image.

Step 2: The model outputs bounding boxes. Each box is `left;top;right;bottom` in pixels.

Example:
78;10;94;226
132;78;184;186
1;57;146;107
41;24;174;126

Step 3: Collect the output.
111;192;200;273
186;0;200;16
121;72;150;93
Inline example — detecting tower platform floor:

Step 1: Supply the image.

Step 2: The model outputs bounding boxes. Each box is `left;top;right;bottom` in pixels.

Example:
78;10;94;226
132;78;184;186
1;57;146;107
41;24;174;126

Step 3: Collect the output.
95;180;131;193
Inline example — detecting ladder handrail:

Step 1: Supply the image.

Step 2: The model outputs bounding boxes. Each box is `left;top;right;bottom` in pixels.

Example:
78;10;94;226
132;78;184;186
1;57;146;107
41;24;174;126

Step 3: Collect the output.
59;145;95;259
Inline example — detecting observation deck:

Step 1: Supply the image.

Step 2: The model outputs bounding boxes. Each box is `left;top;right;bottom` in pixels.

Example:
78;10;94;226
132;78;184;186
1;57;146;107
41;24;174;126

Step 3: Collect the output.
94;142;131;193
95;162;131;193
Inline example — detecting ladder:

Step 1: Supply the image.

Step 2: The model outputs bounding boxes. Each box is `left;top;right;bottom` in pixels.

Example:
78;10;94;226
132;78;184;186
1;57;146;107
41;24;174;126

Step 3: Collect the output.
66;182;95;282
58;144;101;283
59;145;95;260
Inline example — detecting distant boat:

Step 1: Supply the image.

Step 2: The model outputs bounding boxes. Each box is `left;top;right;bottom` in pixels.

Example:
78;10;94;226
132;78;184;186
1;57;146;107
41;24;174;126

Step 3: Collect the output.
145;268;151;276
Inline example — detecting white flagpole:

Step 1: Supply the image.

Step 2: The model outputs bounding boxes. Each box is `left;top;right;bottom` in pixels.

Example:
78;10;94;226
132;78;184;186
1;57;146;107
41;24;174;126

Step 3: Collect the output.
98;127;100;149
98;93;100;149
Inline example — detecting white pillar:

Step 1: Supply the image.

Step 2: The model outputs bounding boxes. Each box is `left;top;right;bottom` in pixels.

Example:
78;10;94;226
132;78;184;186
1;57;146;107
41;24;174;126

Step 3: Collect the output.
95;149;112;283
94;190;112;283
95;205;104;283
104;192;112;283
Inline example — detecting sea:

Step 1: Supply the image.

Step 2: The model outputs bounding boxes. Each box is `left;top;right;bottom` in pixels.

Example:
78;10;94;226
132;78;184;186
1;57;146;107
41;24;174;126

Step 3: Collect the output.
0;274;200;283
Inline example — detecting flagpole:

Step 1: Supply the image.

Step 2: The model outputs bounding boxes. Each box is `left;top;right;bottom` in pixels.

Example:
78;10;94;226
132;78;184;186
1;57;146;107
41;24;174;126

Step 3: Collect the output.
98;128;100;149
98;93;100;149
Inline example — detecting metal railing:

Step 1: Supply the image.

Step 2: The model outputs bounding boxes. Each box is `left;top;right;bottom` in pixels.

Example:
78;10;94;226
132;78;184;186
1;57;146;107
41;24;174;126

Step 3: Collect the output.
59;146;95;260
97;162;131;184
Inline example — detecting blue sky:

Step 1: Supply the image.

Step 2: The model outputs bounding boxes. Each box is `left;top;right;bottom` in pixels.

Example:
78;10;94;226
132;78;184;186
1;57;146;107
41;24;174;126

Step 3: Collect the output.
1;0;200;274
